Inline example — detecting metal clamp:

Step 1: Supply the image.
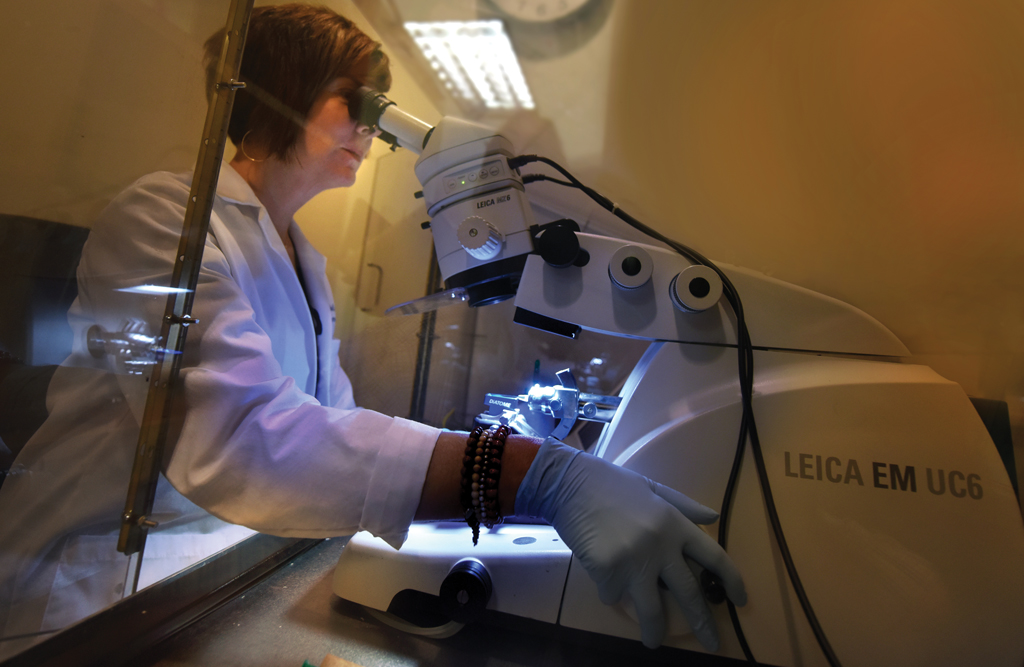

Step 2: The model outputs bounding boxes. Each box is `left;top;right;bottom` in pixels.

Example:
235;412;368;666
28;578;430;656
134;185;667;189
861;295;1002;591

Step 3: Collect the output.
216;79;246;90
123;512;158;529
165;314;200;326
481;369;621;440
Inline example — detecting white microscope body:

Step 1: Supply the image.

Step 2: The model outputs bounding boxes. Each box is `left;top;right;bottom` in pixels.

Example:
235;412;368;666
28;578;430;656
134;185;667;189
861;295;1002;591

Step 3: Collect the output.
333;92;1024;666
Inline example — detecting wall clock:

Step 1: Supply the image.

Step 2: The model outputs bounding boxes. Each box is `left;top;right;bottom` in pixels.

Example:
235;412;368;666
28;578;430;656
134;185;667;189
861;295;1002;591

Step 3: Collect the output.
479;0;613;59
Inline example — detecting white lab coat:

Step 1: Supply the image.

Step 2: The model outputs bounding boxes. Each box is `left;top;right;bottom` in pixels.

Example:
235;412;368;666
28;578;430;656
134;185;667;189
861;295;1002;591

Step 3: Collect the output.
0;163;440;650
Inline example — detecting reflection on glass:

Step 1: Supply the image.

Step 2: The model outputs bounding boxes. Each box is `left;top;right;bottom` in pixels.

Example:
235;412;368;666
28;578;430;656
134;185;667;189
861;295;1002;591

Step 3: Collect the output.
0;1;648;662
0;203;259;659
0;2;418;658
0;0;244;653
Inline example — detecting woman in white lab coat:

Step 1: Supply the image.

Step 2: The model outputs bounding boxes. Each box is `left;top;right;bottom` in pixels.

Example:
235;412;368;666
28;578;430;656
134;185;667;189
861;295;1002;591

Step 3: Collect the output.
0;4;744;658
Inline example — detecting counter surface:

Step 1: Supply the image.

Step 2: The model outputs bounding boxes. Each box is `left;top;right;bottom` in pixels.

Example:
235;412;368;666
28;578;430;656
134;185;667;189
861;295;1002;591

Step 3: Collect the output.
141;537;743;667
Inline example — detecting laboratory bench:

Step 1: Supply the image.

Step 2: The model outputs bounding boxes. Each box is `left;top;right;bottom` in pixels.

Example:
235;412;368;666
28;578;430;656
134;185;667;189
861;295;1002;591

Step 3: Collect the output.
130;537;746;667
2;534;749;667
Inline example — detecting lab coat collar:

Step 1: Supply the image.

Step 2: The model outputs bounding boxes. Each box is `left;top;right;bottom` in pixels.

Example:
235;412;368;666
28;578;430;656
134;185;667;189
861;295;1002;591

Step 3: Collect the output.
289;223;328;285
214;161;297;274
215;161;263;208
213;159;328;293
213;162;330;398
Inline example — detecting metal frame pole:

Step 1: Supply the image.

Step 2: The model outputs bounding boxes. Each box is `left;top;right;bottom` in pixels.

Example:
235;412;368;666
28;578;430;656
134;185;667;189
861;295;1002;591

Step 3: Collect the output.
117;0;255;591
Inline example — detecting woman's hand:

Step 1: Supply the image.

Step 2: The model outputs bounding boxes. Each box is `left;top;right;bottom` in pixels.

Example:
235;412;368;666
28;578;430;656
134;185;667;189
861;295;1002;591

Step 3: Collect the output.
516;438;746;650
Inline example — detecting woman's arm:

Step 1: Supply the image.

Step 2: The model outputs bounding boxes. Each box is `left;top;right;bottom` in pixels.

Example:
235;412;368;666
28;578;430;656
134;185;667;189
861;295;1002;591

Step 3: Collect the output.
413;431;747;651
414;431;540;521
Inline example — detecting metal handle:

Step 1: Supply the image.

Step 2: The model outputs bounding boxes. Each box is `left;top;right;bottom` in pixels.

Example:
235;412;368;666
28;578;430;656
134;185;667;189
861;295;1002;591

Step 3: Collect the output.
359;262;384;311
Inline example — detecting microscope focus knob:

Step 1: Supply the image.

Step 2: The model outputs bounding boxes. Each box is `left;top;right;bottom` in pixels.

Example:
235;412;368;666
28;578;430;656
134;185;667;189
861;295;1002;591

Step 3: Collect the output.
439;558;493;623
608;245;653;289
535;220;589;268
457;216;503;261
670;265;723;312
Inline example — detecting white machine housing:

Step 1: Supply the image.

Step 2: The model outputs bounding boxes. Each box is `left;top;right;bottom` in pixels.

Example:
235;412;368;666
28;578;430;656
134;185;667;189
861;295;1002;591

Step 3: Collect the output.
414;117;538;305
336;102;1024;666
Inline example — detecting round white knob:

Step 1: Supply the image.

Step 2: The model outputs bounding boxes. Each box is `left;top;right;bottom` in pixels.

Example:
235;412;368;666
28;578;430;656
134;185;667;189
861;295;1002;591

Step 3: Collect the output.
670;265;723;312
457;216;503;261
608;245;653;289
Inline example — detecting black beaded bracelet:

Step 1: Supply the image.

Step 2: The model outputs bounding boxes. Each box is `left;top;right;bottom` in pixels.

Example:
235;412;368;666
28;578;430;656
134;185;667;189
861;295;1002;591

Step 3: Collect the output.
460;424;508;545
459;426;485;545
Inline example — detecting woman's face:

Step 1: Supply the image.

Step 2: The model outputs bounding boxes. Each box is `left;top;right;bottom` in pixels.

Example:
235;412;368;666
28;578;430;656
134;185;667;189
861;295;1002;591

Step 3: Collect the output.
295;78;379;191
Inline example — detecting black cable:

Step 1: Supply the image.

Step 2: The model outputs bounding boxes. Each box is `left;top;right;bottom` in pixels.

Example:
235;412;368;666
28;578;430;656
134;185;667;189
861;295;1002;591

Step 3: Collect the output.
522;173;574;188
728;599;755;662
512;155;843;667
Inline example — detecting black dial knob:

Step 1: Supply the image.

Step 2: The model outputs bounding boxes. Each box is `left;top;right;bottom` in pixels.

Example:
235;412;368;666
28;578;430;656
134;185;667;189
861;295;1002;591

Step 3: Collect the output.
535;219;589;268
439;559;493;623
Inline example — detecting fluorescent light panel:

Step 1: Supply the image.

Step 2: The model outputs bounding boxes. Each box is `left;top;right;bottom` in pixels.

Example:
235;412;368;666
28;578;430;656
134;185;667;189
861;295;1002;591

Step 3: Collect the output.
404;20;535;110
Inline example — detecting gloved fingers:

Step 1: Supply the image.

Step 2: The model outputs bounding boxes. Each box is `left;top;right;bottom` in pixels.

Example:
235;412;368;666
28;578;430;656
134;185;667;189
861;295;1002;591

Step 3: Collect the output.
628;581;668;649
679;523;748;607
594;570;628;606
660;560;720;652
651;482;719;525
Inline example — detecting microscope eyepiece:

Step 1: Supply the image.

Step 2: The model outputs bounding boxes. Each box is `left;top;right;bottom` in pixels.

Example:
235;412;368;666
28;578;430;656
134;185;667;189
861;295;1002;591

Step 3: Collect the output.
351;86;394;130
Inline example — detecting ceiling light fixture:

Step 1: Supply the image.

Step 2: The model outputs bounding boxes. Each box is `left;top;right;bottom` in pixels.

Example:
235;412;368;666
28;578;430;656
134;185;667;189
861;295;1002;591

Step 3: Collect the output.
404;20;535;111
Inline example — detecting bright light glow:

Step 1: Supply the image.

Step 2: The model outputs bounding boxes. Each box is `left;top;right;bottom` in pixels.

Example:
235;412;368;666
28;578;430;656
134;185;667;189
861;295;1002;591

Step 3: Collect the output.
116;285;192;295
590;357;605;366
528;384;557;399
404;21;535;110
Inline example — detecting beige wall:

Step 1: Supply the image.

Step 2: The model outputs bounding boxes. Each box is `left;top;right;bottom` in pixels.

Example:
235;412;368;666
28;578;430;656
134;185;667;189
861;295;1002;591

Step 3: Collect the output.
594;0;1024;506
0;1;221;226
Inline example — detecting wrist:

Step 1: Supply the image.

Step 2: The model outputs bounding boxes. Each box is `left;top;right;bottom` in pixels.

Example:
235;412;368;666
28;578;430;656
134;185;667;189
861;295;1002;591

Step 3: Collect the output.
513;436;582;520
498;434;542;518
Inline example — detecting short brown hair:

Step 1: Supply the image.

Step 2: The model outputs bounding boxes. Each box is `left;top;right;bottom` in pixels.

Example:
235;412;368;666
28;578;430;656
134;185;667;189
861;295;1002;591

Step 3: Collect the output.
204;4;391;160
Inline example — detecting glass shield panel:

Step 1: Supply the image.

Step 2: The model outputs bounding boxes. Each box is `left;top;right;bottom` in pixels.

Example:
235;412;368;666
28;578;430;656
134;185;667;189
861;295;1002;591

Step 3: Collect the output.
342;0;643;419
0;0;253;657
346;0;647;438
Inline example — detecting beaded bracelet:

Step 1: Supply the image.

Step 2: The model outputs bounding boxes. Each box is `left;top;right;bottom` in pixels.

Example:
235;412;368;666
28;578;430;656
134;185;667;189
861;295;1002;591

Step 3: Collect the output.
459;424;508;545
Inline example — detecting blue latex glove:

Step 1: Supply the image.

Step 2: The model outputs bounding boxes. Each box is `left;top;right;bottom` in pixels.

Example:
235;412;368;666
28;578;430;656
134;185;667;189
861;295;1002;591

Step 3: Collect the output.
516;437;747;650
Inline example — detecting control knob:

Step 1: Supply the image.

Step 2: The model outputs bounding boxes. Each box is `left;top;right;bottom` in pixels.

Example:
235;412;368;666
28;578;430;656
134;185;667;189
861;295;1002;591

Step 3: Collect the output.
439;558;493;623
670;265;723;312
457;216;503;261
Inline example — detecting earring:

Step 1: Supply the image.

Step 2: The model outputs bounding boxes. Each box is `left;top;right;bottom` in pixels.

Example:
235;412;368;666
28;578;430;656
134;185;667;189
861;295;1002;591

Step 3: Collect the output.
240;130;266;162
